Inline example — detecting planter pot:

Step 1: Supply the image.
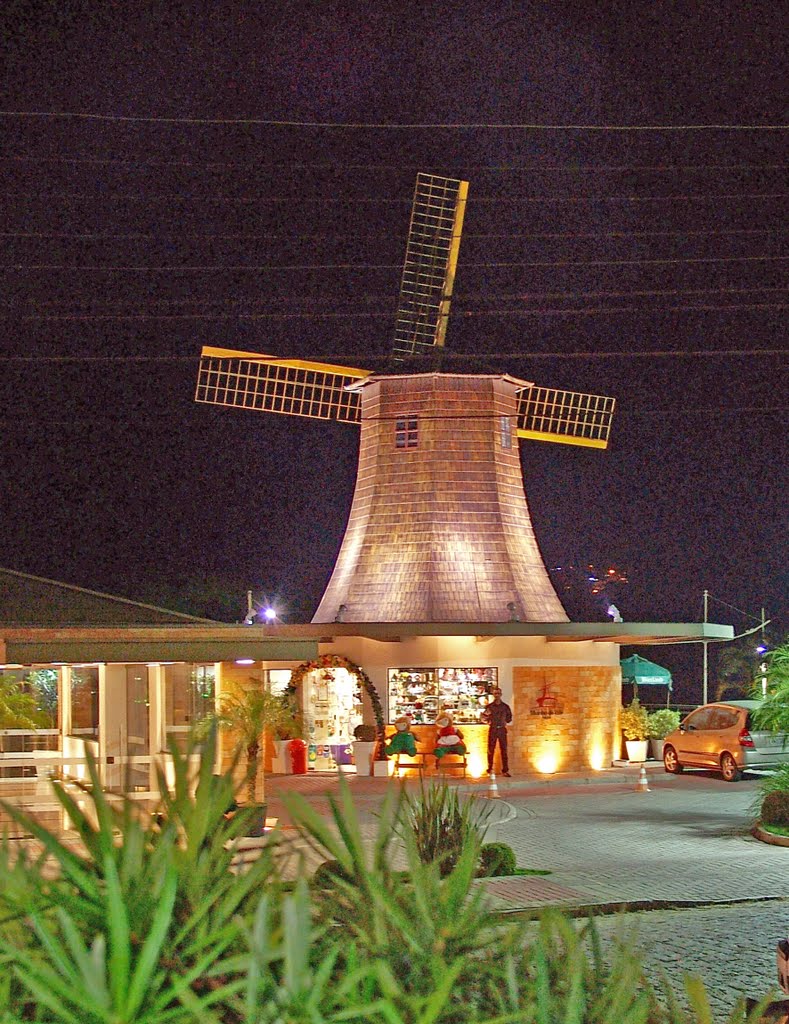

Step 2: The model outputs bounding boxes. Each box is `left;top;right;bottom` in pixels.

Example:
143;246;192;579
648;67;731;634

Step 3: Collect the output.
372;759;391;777
230;802;268;837
351;740;375;777
272;740;292;774
625;739;649;763
649;738;666;761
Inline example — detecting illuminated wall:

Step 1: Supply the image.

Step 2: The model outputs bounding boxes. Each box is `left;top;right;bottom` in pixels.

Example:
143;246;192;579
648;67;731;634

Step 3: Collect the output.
322;634;622;773
511;665;621;774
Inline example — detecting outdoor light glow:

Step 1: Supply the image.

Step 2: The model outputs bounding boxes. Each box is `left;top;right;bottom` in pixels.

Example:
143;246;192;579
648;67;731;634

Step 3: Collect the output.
264;607;277;621
467;752;485;779
535;747;559;775
589;744;606;771
235;658;255;666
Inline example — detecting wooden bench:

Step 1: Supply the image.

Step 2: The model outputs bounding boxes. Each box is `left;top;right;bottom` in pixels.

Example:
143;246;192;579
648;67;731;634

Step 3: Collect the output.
436;752;467;778
393;749;467;777
392;750;428;775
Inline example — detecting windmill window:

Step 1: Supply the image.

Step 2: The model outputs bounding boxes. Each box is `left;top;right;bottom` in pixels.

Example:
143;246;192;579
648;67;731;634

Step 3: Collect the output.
500;416;512;449
395;416;418;449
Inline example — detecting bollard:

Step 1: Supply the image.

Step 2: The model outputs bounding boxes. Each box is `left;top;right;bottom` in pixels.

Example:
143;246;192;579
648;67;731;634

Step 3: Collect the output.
488;771;500;799
636;765;650;793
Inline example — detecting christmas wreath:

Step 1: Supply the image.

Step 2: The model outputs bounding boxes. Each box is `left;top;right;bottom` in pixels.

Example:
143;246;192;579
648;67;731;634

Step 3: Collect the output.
288;654;385;744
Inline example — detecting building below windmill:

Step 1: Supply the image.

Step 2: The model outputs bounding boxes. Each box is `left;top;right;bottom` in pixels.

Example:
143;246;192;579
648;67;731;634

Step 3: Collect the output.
1;567;733;806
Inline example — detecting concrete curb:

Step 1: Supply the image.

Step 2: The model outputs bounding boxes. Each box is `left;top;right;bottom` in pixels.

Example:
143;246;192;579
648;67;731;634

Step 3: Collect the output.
753;824;789;848
495;893;789;919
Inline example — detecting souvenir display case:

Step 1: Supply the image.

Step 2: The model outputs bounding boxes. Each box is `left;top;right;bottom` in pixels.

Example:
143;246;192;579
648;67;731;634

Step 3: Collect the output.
302;667;363;770
388;667;498;724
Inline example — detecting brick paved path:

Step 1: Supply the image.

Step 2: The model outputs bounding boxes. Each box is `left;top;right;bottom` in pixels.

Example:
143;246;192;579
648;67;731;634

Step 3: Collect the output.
266;767;789;1016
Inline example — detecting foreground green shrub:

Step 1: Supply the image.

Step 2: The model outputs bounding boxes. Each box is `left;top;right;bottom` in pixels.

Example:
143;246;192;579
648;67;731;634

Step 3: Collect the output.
750;761;789;820
477;840;517;877
0;727;279;1022
311;858;351;888
761;789;789;826
397;779;491;876
0;742;779;1023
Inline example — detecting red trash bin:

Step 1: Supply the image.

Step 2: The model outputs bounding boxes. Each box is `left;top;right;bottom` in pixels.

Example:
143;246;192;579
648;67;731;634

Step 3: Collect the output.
288;738;308;774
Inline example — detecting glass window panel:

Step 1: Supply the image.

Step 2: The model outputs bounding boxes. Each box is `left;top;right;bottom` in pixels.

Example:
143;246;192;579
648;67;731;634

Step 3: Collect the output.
0;668;61;761
126;666;150;753
267;669;292;696
70;667;99;740
163;664;215;750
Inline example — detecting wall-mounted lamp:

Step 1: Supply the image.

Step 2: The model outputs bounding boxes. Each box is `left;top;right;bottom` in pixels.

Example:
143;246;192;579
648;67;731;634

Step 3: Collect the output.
506;601;519;622
335;604;347;623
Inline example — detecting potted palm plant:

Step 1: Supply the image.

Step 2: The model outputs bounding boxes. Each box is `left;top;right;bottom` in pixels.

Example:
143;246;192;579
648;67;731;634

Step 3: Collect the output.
206;684;300;834
646;708;681;761
620;699;650;763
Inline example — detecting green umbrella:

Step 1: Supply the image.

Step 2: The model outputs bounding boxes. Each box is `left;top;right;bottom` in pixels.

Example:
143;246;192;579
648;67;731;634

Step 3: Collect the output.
620;654;673;691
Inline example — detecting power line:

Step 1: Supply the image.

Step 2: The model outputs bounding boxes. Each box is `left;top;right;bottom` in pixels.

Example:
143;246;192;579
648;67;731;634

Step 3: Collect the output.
6;255;787;272
4;189;786;203
0;348;784;362
4;286;784;310
1;303;786;322
1;228;785;241
3;155;788;172
4;308;783;321
1;110;787;130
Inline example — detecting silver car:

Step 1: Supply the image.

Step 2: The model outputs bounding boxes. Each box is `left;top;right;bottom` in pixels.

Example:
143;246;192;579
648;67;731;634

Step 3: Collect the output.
663;700;789;782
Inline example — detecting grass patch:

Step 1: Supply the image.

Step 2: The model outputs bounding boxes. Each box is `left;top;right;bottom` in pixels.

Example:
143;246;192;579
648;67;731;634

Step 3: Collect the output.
761;823;789;837
514;867;552;876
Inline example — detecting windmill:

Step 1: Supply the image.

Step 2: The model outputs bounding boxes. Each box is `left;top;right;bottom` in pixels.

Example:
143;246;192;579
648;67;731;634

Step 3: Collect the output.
195;174;615;624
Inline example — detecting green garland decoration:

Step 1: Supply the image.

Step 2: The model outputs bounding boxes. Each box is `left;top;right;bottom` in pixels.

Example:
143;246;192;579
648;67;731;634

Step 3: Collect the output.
287;654;386;745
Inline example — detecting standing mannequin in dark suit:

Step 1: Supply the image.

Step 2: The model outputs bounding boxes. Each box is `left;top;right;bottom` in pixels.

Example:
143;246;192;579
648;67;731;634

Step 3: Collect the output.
482;688;513;776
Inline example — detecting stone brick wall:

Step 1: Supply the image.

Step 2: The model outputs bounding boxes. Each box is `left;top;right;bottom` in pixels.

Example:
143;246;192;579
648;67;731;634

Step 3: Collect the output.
511;665;621;773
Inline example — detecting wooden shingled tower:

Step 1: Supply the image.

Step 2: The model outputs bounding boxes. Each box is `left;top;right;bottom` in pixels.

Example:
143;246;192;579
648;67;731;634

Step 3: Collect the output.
196;175;615;623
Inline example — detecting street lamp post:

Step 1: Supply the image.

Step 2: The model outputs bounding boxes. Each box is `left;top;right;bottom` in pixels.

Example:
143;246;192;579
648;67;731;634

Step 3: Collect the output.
702;589;709;704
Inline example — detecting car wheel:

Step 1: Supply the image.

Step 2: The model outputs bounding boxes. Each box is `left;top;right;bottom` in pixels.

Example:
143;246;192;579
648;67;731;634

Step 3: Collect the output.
663;745;683;774
720;752;742;782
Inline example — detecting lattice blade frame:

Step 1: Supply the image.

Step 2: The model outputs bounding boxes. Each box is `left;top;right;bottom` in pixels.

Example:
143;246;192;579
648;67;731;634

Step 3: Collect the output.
516;386;616;449
391;173;469;361
195;347;369;424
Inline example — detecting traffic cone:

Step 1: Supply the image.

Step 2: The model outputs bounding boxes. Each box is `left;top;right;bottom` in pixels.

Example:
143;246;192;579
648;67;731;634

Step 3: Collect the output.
488;771;500;799
636;765;650;793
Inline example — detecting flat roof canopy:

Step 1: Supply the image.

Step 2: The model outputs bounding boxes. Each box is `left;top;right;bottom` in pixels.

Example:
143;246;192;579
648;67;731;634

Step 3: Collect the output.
0;621;733;665
0;626;318;665
281;621;734;645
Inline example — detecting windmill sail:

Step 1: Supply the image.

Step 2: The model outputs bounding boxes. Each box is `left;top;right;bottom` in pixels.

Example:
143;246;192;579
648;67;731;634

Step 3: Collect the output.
391;173;469;361
516;386;616;449
195;347;369;424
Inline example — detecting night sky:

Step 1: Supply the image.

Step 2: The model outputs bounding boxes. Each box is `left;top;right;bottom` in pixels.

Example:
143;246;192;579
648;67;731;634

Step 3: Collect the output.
0;2;786;692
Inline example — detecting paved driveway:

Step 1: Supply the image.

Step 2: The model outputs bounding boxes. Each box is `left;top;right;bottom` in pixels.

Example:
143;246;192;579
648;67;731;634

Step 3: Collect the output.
268;768;789;1016
491;771;789;1017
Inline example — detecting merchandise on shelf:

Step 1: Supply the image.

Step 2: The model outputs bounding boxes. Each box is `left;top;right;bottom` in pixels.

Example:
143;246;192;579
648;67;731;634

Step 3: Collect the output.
388;666;498;724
